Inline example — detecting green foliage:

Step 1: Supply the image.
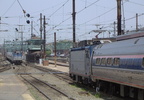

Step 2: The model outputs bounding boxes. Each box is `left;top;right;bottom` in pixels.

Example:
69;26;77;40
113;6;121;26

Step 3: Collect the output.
94;92;101;98
46;50;51;56
71;83;102;98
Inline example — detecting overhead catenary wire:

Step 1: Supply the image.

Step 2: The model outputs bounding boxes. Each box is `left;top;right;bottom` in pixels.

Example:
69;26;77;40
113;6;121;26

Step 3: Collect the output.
79;1;128;26
125;13;144;21
1;0;144;44
49;0;70;18
2;0;17;16
47;0;101;33
80;6;116;26
46;0;120;43
29;1;70;18
77;0;100;14
128;1;144;7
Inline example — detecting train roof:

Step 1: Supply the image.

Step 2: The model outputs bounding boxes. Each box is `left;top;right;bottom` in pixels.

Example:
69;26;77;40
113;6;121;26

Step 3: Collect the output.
116;31;144;41
71;45;95;51
71;45;96;56
94;36;144;56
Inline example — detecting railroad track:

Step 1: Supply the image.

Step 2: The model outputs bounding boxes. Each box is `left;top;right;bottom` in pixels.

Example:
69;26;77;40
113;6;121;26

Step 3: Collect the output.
0;59;11;72
49;61;69;67
28;64;96;97
30;64;73;83
17;63;123;100
14;65;28;75
28;64;123;99
14;63;124;100
0;66;11;72
20;74;75;100
14;64;75;100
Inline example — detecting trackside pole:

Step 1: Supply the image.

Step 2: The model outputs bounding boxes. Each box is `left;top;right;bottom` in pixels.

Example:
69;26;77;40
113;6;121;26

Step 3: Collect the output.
54;32;57;67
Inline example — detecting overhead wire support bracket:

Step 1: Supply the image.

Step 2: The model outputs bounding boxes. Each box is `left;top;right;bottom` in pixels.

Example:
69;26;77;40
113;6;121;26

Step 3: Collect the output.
17;0;26;15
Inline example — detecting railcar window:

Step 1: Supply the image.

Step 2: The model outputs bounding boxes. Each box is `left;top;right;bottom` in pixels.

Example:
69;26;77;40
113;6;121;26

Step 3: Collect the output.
113;58;120;66
127;59;131;65
107;58;113;66
129;59;134;66
96;58;101;65
101;58;106;65
142;58;144;68
131;59;134;66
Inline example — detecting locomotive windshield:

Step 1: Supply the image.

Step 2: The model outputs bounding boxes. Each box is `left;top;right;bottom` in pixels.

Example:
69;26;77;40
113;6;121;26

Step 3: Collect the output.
27;39;44;45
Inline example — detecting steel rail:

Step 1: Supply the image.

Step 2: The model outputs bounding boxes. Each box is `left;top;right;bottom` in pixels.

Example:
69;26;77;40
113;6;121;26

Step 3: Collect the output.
20;75;51;100
21;74;75;100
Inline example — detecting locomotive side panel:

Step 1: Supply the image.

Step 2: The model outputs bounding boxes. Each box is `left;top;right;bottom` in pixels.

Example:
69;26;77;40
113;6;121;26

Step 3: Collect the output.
70;50;88;76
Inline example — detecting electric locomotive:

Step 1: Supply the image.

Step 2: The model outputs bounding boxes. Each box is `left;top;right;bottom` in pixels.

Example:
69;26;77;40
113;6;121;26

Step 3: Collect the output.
26;36;44;63
4;40;23;65
6;51;23;64
69;45;96;84
69;40;101;84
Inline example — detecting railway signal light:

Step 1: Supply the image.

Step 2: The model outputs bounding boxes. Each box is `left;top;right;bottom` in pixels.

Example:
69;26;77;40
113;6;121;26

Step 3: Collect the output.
15;28;18;31
26;13;30;17
26;20;30;24
25;13;31;24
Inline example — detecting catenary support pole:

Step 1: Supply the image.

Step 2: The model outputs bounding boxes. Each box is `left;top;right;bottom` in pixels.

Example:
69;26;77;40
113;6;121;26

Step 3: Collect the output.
117;0;122;35
54;32;57;67
72;0;76;47
43;16;46;59
136;13;138;31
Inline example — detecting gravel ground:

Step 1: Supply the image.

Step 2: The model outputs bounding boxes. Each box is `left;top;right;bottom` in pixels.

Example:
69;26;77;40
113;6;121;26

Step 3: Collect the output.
14;64;124;100
32;74;99;100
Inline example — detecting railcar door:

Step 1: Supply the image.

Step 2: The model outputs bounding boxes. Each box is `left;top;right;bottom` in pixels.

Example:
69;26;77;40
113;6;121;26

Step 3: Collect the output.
85;48;90;76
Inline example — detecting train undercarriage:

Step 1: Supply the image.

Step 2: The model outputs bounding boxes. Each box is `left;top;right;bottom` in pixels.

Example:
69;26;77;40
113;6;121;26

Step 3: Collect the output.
6;58;22;65
70;74;144;100
94;80;144;100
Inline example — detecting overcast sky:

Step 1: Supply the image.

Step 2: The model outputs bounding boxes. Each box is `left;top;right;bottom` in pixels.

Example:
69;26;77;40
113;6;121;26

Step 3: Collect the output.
0;0;144;44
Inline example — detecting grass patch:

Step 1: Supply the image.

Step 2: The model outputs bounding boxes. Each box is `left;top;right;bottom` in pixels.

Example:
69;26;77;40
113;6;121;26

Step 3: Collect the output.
70;83;103;98
28;87;42;100
94;92;101;98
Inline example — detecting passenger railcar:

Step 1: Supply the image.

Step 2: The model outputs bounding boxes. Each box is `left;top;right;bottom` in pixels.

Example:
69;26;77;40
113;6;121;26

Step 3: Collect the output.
69;36;144;100
91;37;144;99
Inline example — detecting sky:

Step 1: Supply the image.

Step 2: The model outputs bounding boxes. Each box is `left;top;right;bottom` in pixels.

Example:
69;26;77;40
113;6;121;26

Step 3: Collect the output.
0;0;144;44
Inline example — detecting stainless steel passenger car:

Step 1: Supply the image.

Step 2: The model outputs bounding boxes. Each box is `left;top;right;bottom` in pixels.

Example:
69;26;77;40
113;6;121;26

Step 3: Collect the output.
92;37;144;99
